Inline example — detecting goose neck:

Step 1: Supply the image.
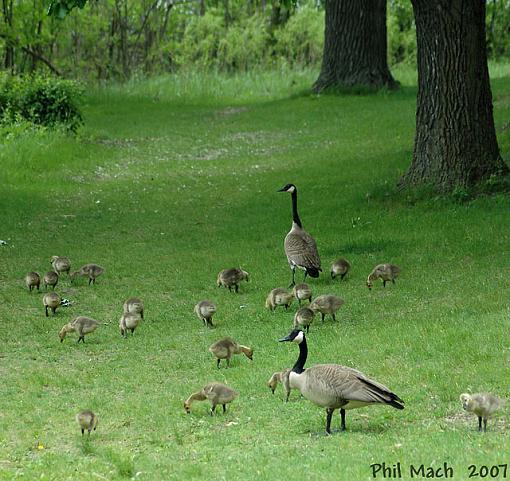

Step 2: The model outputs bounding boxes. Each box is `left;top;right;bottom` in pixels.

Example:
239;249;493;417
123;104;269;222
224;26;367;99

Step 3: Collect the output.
291;190;302;228
292;336;307;374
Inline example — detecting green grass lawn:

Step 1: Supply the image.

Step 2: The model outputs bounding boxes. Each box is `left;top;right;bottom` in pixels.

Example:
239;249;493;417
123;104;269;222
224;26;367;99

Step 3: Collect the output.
0;65;509;481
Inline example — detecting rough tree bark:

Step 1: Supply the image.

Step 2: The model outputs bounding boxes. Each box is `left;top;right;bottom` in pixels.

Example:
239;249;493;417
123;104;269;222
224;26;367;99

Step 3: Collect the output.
399;0;508;190
313;0;397;92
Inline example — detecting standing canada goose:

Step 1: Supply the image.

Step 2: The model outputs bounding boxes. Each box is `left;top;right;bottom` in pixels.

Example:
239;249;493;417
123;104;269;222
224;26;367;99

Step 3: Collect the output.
76;410;98;436
59;316;100;343
70;264;104;285
123;297;144;320
43;271;59;290
265;288;294;311
292;283;312;306
216;268;249;293
194;300;217;327
208;338;253;368
184;382;239;415
367;264;400;289
278;184;321;287
43;292;61;317
50;256;71;276
267;368;293;402
293;307;315;333
25;272;41;292
278;329;404;434
309;295;345;322
119;312;142;337
460;393;505;432
330;258;351;280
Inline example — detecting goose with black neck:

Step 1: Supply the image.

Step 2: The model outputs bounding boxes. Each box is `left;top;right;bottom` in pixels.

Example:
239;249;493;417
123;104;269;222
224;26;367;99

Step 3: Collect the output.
278;329;405;434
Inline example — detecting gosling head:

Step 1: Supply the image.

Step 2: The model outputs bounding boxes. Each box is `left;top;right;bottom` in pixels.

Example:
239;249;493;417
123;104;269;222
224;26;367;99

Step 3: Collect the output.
59;325;69;342
278;329;304;344
241;269;249;282
277;183;296;194
183;401;191;414
366;276;373;290
460;393;472;411
267;374;278;394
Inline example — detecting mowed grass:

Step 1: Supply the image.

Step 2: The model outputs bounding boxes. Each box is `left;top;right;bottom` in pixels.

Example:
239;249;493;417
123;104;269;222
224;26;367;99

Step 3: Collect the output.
0;65;509;481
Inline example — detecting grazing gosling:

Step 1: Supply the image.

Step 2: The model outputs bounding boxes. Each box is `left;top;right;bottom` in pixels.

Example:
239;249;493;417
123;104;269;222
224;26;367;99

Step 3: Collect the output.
119;312;142;337
76;410;98;436
267;369;293;402
194;300;217;327
216;268;249;293
50;256;71;276
43;292;61;317
123;297;144;320
209;338;253;368
293;307;315;333
265;288;294;311
330;258;351;280
70;264;104;285
460;393;505;432
25;272;41;292
43;271;59;290
309;294;345;322
367;263;400;289
59;316;100;343
292;283;312;306
184;382;239;415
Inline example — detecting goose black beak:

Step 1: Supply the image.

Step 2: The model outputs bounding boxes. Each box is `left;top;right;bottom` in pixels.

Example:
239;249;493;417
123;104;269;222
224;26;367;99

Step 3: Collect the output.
278;335;292;342
277;187;286;192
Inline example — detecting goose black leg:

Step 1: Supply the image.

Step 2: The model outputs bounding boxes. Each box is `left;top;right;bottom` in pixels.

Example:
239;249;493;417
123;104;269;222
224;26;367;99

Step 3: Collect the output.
321;313;325;322
216;359;221;369
332;313;336;322
478;416;482;432
45;306;49;317
81;428;84;435
222;404;226;413
340;409;346;431
306;325;309;334
289;267;296;288
383;280;387;287
234;284;239;293
325;408;334;434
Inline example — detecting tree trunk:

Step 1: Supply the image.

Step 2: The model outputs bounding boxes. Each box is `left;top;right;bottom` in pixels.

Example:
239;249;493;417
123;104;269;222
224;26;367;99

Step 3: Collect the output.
313;0;397;92
400;0;508;191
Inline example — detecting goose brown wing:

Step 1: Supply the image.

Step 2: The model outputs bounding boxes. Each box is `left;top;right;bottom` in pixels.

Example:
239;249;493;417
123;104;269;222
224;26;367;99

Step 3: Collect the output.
284;230;321;270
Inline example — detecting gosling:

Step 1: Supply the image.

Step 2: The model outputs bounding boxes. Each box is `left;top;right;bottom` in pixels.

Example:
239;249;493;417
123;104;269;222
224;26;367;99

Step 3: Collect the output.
25;272;41;292
216;268;249;293
367;263;400;289
43;271;59;290
265;288;294;311
76;410;98;436
209;337;253;368
59;316;100;343
43;292;61;317
50;256;71;276
194;300;217;327
460;393;505;432
292;283;312;306
309;294;345;322
119;312;142;337
70;264;104;285
330;258;351;280
123;297;144;320
267;369;293;402
184;382;238;415
293;307;315;333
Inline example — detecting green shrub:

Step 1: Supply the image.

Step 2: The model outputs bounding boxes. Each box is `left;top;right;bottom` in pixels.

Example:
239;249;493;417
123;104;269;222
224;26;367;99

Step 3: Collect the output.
388;0;417;66
0;74;83;132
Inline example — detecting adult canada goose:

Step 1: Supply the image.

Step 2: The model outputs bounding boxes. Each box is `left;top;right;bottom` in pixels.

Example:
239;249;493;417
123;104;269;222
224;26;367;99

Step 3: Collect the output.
25;272;41;292
278;184;321;287
460;393;505;432
184;382;239;415
76;410;98;436
278;329;404;434
209;337;253;368
366;264;400;289
50;256;71;276
43;271;59;290
330;258;351;280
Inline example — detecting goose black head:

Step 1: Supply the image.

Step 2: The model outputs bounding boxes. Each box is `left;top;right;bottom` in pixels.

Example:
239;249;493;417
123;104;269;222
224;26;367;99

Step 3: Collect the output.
277;183;296;194
278;329;304;344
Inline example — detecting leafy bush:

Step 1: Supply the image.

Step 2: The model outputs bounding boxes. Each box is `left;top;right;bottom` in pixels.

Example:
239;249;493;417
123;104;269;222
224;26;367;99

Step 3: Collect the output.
388;0;417;66
0;74;83;132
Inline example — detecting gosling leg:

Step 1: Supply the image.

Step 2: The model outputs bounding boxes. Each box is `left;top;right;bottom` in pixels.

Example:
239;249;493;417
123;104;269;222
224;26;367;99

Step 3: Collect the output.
339;409;347;431
234;284;239;293
483;418;487;432
325;408;334;435
81;428;84;436
210;404;216;416
321;313;325;322
216;359;221;369
392;279;396;285
341;273;346;280
332;313;336;322
45;306;49;317
222;404;226;413
383;280;387;287
226;358;230;368
478;416;482;432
